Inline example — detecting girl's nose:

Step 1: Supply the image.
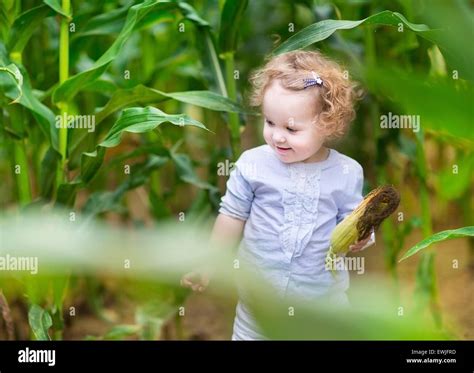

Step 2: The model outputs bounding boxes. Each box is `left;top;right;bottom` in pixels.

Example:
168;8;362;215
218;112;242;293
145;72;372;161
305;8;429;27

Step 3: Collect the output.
273;132;286;144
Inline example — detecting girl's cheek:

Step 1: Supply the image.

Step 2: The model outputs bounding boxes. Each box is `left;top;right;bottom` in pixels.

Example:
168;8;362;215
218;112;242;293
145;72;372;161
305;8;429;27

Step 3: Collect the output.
290;136;309;149
263;127;272;142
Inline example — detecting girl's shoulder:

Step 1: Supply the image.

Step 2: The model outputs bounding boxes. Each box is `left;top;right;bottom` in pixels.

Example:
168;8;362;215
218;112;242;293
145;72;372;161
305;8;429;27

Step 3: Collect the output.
235;146;364;183
329;149;363;174
326;151;365;195
235;145;281;182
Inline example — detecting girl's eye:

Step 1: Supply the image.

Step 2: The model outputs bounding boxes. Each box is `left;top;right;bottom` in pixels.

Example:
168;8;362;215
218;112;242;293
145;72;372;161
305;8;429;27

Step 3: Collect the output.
287;127;297;133
265;119;274;126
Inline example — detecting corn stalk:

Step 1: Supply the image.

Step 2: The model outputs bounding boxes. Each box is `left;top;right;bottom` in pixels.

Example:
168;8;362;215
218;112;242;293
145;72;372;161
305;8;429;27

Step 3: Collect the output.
218;0;248;160
364;23;400;285
6;49;31;206
57;0;71;183
414;129;442;327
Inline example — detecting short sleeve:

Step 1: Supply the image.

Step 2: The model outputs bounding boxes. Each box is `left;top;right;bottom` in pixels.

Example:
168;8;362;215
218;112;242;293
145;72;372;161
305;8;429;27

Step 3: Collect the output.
337;164;375;250
218;153;254;221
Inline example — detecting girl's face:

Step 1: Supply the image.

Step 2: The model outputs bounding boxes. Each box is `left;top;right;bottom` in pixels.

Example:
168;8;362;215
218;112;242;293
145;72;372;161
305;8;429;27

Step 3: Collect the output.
262;80;327;164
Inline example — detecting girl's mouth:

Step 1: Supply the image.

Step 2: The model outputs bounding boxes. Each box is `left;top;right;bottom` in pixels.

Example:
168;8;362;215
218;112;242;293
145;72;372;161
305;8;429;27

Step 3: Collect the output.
276;146;291;154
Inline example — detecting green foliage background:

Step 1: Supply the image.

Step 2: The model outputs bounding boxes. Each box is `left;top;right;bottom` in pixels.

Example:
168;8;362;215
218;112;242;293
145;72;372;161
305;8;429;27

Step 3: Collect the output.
0;0;473;340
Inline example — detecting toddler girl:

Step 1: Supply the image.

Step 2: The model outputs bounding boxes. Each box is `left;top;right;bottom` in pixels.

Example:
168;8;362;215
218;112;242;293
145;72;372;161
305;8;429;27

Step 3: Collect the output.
182;50;375;340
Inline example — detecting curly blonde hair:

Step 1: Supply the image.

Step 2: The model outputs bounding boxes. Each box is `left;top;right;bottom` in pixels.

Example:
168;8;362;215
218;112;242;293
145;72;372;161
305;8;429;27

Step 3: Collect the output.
249;50;360;140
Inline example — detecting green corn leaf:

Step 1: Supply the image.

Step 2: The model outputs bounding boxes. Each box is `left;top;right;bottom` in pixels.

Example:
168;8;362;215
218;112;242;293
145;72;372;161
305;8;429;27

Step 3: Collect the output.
436;154;474;200
55;148;105;207
218;0;248;57
149;189;172;220
56;181;82;207
100;106;209;148
0;1;16;41
170;151;217;191
363;66;474;145
273;11;431;55
103;325;141;340
79;147;106;184
399;226;474;262
70;5;128;40
21;74;59;150
104;144;168;167
273;9;472;80
7;5;54;55
419;0;474;81
55;106;208;207
52;275;69;316
28;304;53;341
0;63;22;103
95;85;245;125
82;155;168;216
43;0;71;18
80;150;216;217
0;60;59;150
39;147;60;199
178;2;227;97
52;0;177;104
246;281;447;340
2;212;455;340
83;79;118;96
177;2;209;28
136;301;175;340
163;90;244;113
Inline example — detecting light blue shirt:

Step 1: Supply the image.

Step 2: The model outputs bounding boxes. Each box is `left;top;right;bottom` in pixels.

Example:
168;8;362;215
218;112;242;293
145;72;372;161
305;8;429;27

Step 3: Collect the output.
219;145;372;339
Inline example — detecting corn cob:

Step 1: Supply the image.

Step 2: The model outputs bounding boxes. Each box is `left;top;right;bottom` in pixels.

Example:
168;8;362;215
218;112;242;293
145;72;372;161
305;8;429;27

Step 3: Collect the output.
326;185;400;272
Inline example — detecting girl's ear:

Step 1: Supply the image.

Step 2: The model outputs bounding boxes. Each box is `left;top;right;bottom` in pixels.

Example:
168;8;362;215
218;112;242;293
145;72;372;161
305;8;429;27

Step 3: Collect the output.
312;114;320;126
313;114;330;136
314;117;334;146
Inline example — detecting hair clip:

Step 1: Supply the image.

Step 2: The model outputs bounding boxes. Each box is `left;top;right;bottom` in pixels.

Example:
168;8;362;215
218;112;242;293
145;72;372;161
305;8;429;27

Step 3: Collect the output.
303;76;323;88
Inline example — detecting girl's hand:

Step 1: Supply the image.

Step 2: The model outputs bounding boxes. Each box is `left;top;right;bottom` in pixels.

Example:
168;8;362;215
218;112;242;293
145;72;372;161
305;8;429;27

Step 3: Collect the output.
180;271;210;292
349;235;372;252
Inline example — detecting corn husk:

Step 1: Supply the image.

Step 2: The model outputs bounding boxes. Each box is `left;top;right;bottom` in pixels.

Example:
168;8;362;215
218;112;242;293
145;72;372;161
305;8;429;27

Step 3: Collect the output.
325;185;400;272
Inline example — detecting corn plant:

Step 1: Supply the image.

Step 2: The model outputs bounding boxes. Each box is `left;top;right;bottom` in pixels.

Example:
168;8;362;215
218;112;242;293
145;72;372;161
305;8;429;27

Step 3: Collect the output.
1;0;248;339
1;0;472;340
0;210;462;340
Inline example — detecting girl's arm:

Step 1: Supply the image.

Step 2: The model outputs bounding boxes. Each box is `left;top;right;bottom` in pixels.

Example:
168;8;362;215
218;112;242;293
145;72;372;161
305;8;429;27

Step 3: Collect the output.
181;213;245;292
210;213;245;248
182;150;253;292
